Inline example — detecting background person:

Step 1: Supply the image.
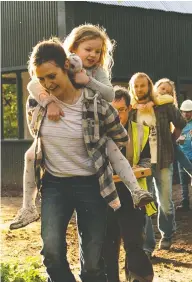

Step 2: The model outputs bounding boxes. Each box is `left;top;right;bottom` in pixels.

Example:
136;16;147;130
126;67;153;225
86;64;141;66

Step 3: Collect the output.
103;86;154;282
128;72;186;252
176;99;192;212
154;79;192;184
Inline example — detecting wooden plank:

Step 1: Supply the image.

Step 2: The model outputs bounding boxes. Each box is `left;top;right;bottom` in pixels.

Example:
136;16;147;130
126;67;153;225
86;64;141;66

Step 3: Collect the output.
113;167;151;183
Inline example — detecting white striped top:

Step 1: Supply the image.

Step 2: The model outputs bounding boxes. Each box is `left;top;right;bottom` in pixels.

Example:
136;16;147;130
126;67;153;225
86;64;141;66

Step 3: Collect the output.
40;93;96;177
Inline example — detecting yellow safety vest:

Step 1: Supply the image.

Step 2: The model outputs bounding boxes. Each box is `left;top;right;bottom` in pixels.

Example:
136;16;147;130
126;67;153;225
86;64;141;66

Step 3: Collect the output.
130;121;157;216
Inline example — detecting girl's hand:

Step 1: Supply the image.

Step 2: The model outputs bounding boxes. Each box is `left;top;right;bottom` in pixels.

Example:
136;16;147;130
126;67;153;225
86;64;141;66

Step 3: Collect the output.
74;69;90;85
136;104;146;111
136;101;154;112
47;102;64;121
145;101;154;111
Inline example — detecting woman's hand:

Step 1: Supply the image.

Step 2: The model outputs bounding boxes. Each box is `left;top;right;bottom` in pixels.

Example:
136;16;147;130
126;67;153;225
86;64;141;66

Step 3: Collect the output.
47;102;64;121
74;69;90;85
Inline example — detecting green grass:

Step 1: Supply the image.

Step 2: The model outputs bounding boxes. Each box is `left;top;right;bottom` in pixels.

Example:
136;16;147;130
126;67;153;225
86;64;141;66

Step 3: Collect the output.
0;257;46;282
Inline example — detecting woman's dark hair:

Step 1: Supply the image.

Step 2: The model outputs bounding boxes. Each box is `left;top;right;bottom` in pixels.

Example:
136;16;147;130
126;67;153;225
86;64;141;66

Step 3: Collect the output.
113;85;131;107
28;37;67;77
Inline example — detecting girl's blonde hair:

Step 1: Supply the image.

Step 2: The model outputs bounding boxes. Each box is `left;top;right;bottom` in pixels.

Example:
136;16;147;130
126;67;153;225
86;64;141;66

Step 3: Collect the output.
63;23;116;79
128;72;154;102
154;78;178;107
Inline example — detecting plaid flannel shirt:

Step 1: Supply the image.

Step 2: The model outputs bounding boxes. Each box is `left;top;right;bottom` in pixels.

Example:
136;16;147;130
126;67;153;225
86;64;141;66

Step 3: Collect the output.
128;104;186;169
27;88;128;210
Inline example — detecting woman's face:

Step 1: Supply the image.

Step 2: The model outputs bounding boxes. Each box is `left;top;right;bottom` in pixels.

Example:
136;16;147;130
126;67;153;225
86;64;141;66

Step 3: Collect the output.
157;82;173;96
133;76;149;100
35;61;68;98
73;37;103;69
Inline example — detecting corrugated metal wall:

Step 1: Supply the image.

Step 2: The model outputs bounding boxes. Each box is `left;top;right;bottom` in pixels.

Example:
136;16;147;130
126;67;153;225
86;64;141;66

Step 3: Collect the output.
1;140;32;190
66;2;192;82
1;1;58;70
2;1;192;80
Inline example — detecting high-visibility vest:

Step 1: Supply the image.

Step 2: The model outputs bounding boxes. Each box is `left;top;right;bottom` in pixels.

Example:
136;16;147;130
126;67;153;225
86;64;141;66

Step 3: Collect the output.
130;121;157;216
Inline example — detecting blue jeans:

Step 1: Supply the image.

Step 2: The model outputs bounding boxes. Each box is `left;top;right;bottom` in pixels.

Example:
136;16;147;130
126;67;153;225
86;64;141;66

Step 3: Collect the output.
178;161;192;203
146;175;157;203
41;172;107;282
143;215;156;254
174;144;192;177
144;164;176;252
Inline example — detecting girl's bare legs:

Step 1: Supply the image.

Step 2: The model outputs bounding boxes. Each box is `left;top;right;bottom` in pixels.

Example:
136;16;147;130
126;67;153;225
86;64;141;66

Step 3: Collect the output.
10;142;40;230
23;142;37;208
106;138;153;207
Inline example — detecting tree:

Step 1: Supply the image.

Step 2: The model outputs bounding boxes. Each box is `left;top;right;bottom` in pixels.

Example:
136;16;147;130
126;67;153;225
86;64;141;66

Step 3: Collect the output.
2;83;18;138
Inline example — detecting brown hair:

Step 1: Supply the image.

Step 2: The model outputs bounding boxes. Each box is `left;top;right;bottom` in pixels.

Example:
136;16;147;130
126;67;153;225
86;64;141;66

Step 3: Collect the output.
28;37;67;78
114;85;131;107
154;78;178;107
63;24;115;79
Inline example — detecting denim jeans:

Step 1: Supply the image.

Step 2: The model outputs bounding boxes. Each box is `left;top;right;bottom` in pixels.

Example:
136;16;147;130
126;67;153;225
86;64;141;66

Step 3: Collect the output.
41;171;107;282
103;182;154;282
146;175;157;203
143;215;156;254
174;144;192;177
178;160;192;203
144;164;176;252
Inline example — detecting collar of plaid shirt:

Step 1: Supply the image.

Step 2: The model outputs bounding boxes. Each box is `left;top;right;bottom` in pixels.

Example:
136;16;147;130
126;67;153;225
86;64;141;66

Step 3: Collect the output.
27;88;128;210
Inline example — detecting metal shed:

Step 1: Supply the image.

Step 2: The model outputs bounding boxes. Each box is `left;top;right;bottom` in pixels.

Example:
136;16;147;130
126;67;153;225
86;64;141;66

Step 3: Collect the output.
1;1;192;189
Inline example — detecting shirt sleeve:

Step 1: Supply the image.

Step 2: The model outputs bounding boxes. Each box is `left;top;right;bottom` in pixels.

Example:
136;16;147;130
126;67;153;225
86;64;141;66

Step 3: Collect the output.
104;102;129;147
153;93;174;105
27;79;55;108
167;104;186;130
86;67;115;102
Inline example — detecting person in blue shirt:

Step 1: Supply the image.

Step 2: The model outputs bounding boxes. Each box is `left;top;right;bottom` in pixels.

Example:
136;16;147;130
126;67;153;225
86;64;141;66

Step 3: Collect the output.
176;100;192;212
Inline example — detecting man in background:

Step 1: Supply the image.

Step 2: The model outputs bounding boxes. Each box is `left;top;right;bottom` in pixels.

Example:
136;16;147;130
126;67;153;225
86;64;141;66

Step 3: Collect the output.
176;99;192;212
103;86;154;282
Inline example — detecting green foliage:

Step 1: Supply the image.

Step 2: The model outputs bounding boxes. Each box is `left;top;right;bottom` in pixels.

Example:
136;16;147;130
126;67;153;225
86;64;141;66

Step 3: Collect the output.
0;257;46;282
2;83;18;138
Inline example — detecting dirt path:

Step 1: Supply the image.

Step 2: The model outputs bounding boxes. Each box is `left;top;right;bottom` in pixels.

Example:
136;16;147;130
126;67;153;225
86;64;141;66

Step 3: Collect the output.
1;184;192;282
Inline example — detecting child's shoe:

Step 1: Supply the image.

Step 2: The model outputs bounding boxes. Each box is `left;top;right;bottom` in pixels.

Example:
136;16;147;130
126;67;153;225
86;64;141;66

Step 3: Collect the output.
132;189;154;208
9;206;40;230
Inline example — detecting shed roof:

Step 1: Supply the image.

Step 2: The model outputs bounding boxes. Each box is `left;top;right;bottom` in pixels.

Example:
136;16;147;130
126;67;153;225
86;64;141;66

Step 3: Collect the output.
87;1;192;14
